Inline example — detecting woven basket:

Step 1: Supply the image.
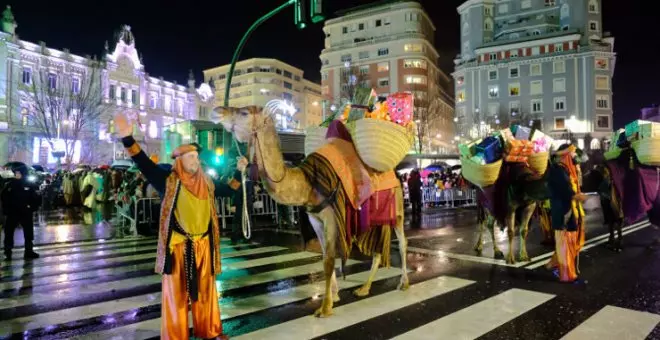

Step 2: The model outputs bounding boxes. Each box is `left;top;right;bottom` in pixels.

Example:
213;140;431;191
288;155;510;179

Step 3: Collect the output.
460;156;502;188
353;119;414;172
632;139;660;166
604;147;622;161
304;126;328;156
528;152;549;176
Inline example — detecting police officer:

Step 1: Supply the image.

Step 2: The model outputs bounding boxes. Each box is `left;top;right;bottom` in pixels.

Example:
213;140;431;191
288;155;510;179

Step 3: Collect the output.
2;164;41;260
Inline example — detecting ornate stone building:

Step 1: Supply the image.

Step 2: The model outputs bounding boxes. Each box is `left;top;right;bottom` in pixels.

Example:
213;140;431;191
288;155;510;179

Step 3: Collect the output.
0;6;205;165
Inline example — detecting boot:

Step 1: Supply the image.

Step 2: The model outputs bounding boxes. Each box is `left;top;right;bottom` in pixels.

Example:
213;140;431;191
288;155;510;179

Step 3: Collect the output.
24;251;40;259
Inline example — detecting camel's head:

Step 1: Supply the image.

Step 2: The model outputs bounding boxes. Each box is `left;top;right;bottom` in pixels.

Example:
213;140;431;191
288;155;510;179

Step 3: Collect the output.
212;105;262;143
213;100;297;143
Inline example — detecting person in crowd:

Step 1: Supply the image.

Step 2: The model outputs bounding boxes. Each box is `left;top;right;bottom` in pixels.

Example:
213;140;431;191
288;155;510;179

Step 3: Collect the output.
407;169;422;220
2;164;41;260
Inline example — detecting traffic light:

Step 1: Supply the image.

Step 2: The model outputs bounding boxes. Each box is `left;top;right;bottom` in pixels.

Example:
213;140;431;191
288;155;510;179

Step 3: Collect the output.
310;0;325;24
214;147;224;165
294;0;308;30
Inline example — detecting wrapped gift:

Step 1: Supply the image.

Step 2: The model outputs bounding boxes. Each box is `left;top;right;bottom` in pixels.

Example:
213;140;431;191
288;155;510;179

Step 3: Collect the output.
499;128;515;143
533;137;551;153
515;126;531;140
387;92;414;126
470;153;486;165
459;139;482;157
506;139;534;156
640;122;660;139
505;155;528;163
476;136;502;163
510;125;519;136
625;120;652;138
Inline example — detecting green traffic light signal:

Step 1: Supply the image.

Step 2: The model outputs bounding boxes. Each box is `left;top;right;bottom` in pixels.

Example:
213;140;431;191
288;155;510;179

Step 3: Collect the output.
294;0;307;30
310;0;325;24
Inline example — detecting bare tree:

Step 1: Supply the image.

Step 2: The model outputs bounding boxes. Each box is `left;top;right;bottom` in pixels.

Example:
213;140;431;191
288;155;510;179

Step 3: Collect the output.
17;60;112;167
321;64;372;124
410;84;447;154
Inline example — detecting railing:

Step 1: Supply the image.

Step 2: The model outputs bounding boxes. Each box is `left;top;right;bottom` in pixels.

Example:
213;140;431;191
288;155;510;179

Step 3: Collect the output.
114;197;161;235
404;186;478;208
215;193;300;230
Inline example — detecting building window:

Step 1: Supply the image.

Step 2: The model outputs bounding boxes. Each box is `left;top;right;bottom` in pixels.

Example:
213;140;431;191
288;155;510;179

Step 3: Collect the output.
553;60;565;74
378;78;389;87
358;23;364;30
121;88;127;102
498;4;509;13
554;97;566;111
552;78;566;93
456;76;464;86
554;43;564;52
321;72;328;81
375;19;382;27
589;21;599;31
484;7;492;16
404;59;427;69
377;48;389;56
489;52;497;61
597;115;610;129
521;0;532;9
510;49;519;58
488;103;499;116
22;67;32;85
359;51;369;59
530;63;542;76
545;0;556;6
377;62;389;72
384;17;391;25
71;77;80;94
488;69;498;80
595;58;609;70
341;54;352;62
132;89;138;104
456;90;466;103
405;75;427;84
530;80;543;95
510;101;520;114
555;117;566;129
283;81;293;89
509;66;519;78
404;44;423;52
589;0;599;13
509;83;521;96
596;94;610;109
359;66;369;75
531;99;543;113
596;75;610;89
282;92;294;101
488;85;499;98
48;73;57;90
150;95;157;109
531;46;540;55
342;27;348;34
484;18;493;31
283;70;292;78
164;96;171;112
109;84;116;99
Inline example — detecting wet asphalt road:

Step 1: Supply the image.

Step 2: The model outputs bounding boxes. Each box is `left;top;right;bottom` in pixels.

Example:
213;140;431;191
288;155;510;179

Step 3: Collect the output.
1;203;660;339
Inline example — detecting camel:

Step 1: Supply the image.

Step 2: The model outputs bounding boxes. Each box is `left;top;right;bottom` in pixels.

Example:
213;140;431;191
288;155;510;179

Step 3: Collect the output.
214;102;409;318
471;169;540;264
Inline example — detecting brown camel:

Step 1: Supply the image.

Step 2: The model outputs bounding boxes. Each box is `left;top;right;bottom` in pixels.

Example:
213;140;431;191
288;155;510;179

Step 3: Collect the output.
214;101;409;318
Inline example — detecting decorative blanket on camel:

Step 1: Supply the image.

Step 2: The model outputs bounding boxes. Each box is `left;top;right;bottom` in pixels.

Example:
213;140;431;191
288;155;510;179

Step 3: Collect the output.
606;149;660;226
478;162;549;227
299;120;400;267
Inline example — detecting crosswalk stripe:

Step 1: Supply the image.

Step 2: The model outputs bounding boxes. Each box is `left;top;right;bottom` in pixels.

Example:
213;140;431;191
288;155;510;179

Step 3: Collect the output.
0;250;325;334
0;246;297;280
1;244;158;269
7;236;231;252
390;288;555;339
234;275;476;340
70;266;402;340
561;306;660;340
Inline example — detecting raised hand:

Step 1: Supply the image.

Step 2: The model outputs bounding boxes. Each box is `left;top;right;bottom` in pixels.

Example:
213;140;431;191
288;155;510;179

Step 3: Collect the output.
114;112;133;138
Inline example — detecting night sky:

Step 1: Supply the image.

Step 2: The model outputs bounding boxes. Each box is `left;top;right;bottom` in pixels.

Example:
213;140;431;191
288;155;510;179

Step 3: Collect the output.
7;0;655;127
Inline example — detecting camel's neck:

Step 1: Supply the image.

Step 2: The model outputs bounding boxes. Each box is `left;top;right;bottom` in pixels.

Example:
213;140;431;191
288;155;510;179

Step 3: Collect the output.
253;117;286;185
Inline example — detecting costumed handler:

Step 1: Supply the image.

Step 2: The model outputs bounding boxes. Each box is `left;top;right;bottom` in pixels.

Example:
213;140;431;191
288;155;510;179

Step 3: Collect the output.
114;113;230;340
546;144;588;283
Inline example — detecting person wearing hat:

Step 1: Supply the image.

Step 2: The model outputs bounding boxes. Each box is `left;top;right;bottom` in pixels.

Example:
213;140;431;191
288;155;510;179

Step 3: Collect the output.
545;144;588;283
114;113;231;340
1;163;41;260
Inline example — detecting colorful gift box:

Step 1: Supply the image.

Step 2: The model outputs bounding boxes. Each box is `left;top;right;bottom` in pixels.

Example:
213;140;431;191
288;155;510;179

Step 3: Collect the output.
386;92;414;126
499;128;514;143
625;120;652;138
640;122;660;139
459;139;482;157
506;139;534;156
510;125;519;136
476;136;502;164
470;153;486;165
505;155;528;163
515;126;531;141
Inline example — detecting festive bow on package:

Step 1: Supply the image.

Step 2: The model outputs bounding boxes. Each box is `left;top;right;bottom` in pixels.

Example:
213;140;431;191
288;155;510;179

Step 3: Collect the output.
386;92;414;126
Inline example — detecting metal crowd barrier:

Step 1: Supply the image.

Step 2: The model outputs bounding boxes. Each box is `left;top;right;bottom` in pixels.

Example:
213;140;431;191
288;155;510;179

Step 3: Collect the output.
215;193;300;230
420;187;477;208
114;197;161;234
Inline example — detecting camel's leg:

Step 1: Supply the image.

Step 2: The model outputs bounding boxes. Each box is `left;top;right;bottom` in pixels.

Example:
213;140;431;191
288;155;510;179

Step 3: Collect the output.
314;208;338;318
394;187;409;291
518;202;536;262
474;219;485;256
354;253;381;297
308;212;339;303
487;216;504;259
506;208;517;264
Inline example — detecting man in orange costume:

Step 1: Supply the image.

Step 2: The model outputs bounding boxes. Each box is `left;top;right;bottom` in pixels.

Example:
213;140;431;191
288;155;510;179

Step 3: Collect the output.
115;113;240;339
